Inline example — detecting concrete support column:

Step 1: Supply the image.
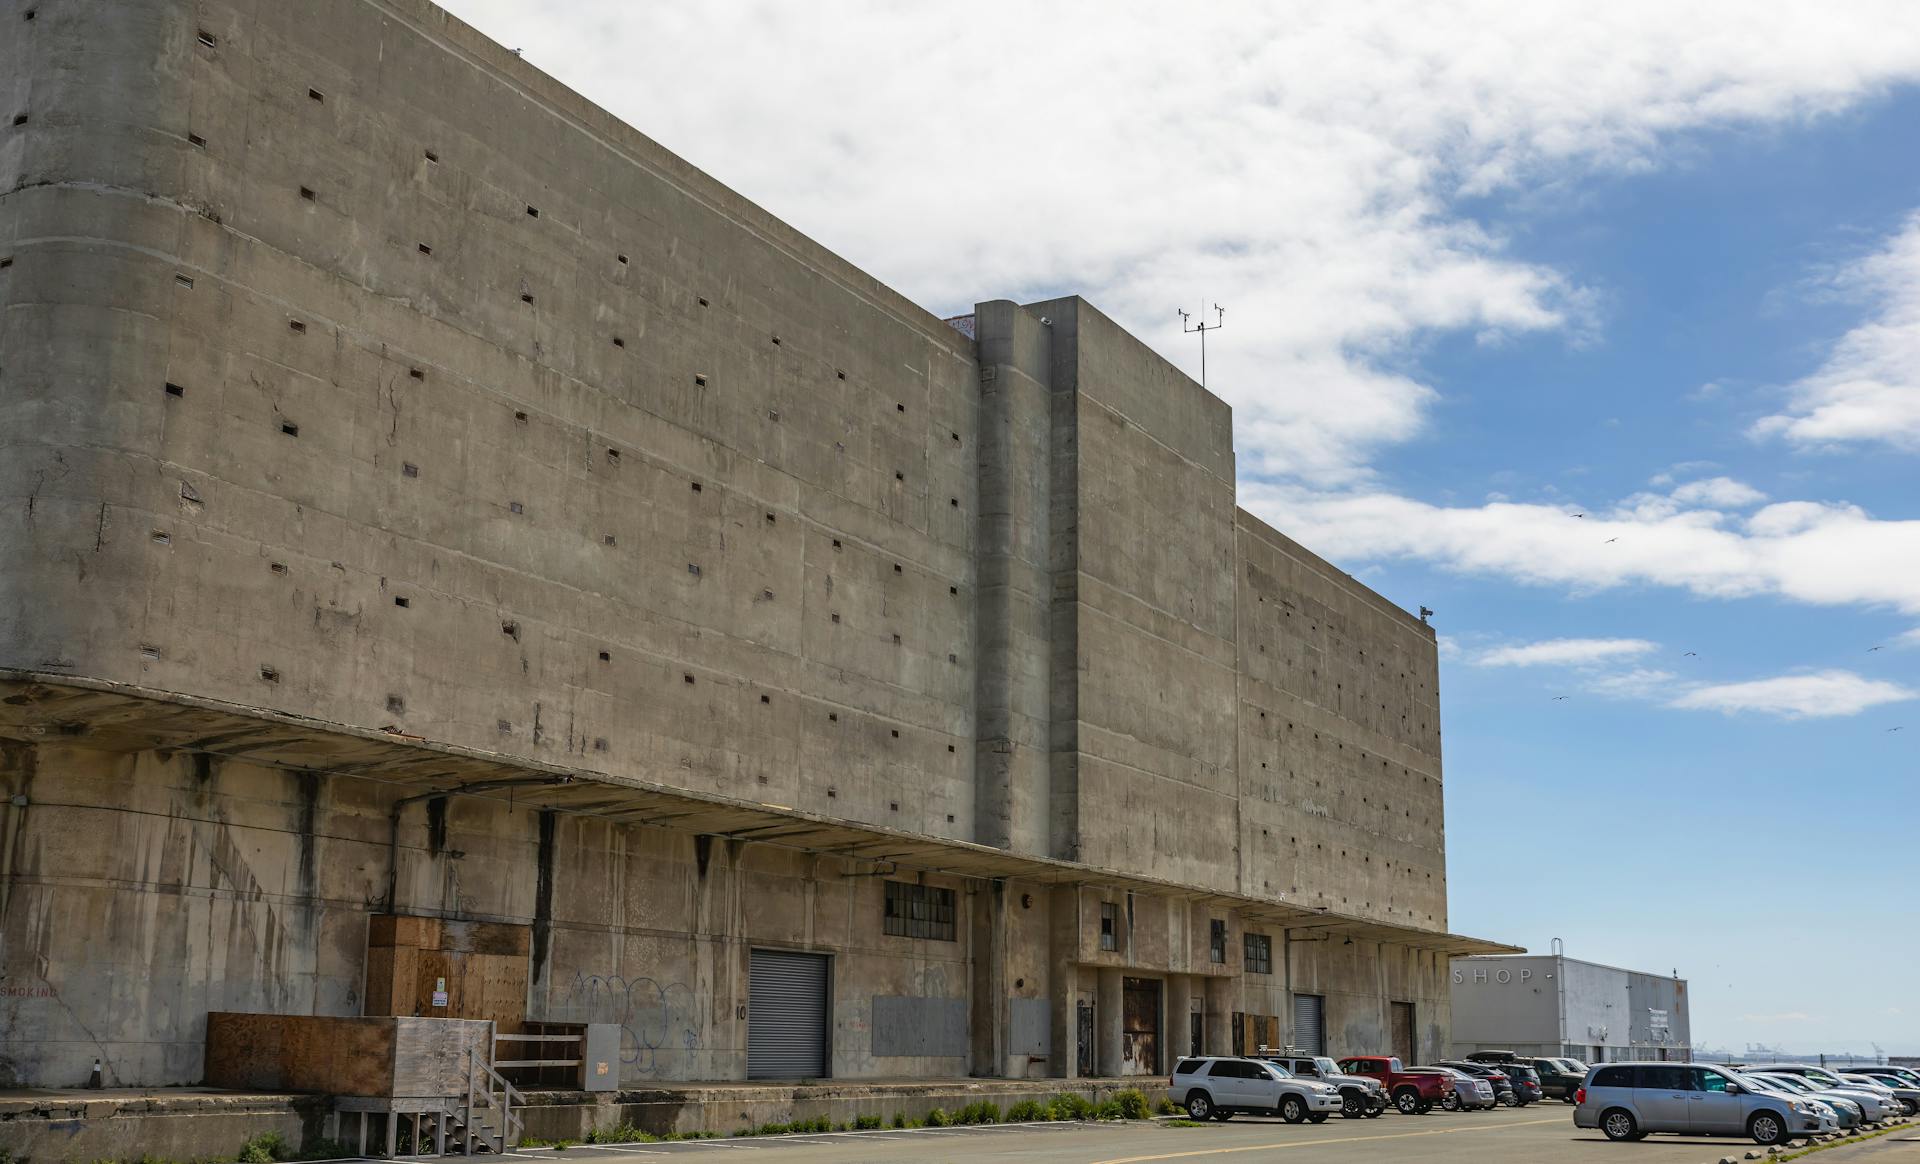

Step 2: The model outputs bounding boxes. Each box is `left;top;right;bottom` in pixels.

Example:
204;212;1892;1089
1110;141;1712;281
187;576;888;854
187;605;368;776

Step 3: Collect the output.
1048;885;1079;1078
1096;966;1124;1078
1203;974;1233;1056
1166;973;1195;1062
969;880;1008;1077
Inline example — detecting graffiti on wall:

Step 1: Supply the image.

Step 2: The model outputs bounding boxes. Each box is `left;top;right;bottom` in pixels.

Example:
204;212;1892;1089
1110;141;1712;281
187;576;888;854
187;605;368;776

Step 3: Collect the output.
558;973;700;1076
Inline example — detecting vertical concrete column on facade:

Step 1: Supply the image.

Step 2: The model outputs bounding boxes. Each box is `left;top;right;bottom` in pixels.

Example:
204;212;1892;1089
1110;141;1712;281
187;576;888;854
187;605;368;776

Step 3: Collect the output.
1166;973;1195;1061
970;300;1055;856
970;880;1009;1076
1095;966;1124;1078
1048;884;1079;1077
1204;974;1233;1055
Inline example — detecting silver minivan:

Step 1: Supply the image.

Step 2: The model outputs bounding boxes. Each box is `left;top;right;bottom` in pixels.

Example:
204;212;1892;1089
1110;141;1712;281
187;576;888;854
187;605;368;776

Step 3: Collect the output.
1574;1061;1823;1146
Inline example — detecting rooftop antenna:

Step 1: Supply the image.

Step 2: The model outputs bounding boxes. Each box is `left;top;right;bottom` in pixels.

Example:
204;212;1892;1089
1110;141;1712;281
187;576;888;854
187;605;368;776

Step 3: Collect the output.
1178;302;1225;388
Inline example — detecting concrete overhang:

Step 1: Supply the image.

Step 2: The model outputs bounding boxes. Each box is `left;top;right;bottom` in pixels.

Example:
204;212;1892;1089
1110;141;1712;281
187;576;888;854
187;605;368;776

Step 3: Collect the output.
0;672;1521;959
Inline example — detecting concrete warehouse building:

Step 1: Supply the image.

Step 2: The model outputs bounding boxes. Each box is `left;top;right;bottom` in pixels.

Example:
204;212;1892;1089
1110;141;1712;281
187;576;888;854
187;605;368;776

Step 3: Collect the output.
1450;953;1692;1064
0;0;1513;1097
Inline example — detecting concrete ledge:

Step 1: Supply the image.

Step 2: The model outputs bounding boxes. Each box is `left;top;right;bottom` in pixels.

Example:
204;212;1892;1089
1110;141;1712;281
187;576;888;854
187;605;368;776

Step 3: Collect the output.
0;1089;329;1162
518;1077;1172;1142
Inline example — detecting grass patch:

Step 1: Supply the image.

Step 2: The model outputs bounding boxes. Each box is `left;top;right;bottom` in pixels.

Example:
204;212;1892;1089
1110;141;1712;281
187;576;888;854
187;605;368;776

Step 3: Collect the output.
1161;1118;1206;1127
1778;1121;1906;1160
1007;1099;1048;1122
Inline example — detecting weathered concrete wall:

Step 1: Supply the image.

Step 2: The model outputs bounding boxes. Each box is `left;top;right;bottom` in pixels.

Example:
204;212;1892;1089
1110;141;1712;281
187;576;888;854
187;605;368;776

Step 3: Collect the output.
0;0;981;847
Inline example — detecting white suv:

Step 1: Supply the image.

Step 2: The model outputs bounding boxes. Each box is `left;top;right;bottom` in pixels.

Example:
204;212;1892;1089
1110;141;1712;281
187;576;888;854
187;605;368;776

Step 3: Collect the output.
1171;1056;1344;1123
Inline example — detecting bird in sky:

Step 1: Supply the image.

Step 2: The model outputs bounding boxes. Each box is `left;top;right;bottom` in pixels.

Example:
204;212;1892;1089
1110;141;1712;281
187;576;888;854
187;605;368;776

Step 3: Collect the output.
1604;537;1619;544
1552;695;1570;701
1890;726;1905;733
1683;651;1697;657
1868;645;1884;652
1572;513;1586;518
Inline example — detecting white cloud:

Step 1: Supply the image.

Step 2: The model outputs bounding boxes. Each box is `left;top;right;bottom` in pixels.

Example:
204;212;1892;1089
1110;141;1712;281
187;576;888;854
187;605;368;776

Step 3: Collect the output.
1242;482;1920;614
1588;668;1680;701
1477;638;1659;667
443;1;1920;482
1671;670;1915;718
1669;477;1768;508
1754;213;1920;449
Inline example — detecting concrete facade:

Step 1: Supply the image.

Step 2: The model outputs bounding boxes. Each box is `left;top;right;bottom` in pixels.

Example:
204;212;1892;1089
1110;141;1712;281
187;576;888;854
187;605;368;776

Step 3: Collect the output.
1448;955;1691;1063
0;0;1509;1095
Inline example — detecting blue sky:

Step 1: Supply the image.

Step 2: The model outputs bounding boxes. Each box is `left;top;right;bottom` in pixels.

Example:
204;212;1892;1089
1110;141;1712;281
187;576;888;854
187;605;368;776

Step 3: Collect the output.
445;2;1920;1054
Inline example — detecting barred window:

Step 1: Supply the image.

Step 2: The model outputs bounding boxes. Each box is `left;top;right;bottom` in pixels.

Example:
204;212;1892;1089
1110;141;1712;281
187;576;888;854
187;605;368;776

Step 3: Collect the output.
1210;919;1227;963
1244;933;1273;975
883;880;956;941
1100;902;1118;951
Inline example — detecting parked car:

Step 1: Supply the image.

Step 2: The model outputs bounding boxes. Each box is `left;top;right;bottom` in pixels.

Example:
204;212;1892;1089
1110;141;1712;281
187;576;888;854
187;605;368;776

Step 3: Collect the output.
1853;1066;1920;1109
1526;1058;1585;1102
1170;1056;1344;1123
1741;1073;1864;1131
1573;1062;1826;1146
1409;1066;1496;1111
1336;1055;1449;1114
1259;1051;1387;1118
1840;1072;1920;1116
1748;1065;1900;1122
1440;1059;1527;1106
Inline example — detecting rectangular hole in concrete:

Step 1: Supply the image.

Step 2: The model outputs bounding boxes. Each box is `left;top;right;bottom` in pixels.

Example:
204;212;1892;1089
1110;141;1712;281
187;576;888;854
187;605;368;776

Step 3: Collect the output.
417;242;432;255
889;802;898;812
23;8;36;20
298;186;315;200
827;788;837;798
393;596;410;608
771;335;781;345
894;471;904;481
0;257;12;269
683;673;695;685
260;666;280;683
768;408;779;421
760;694;770;704
288;318;306;332
890;729;899;739
174;274;194;288
270;562;287;574
606;447;620;462
950;497;958;507
948;744;956;753
525;205;539;218
307;88;324;103
12;114;28;127
836;370;846;380
140;646;160;661
892;633;902;645
151;530;171;545
617;254;629;264
514;411;528;423
280;422;299;437
187;132;206;148
765;512;775;523
690;481;702;493
894;563;903;573
498;720;513;734
687;563;701;577
951;432;961;443
612;336;625;348
832;539;842;550
197;29;217;47
520;292;534;304
603;534;616;546
593;738;608;752
509;500;523;514
165;382;185;398
950;586;959;595
696;296;709;307
424;149;439;162
761;589;774;600
387;695;405;714
402;463;418;478
831;613;840;623
501;621;518;638
694;374;707;386
598;650;610;662
896;402;905;412
828;713;838;722
408;367;424;380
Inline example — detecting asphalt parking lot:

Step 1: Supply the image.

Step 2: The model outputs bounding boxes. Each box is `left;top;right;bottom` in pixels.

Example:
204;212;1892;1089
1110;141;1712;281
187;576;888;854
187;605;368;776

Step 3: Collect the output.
439;1111;1920;1164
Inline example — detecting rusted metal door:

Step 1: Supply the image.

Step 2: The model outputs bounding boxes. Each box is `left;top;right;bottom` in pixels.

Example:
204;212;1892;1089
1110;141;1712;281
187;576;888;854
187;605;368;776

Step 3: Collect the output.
1390;1001;1415;1066
1121;977;1161;1075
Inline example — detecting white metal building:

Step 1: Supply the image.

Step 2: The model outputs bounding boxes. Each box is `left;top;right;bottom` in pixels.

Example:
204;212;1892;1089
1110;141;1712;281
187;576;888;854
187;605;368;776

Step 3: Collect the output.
1449;951;1691;1064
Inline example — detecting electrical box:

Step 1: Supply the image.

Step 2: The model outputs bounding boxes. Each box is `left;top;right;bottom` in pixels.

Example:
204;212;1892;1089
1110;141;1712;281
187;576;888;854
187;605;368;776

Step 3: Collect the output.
582;1023;620;1092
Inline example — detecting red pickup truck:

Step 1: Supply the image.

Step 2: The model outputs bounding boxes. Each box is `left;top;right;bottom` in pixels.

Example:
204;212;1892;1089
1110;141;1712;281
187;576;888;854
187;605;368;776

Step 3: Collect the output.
1336;1056;1447;1114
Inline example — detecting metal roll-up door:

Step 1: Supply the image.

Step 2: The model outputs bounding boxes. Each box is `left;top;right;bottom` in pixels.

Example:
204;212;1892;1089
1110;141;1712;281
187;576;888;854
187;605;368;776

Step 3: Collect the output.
1293;993;1325;1054
748;948;830;1079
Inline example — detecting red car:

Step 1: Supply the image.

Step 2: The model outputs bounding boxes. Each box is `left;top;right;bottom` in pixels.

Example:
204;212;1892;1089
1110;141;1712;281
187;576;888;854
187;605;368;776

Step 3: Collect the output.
1337;1055;1449;1114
